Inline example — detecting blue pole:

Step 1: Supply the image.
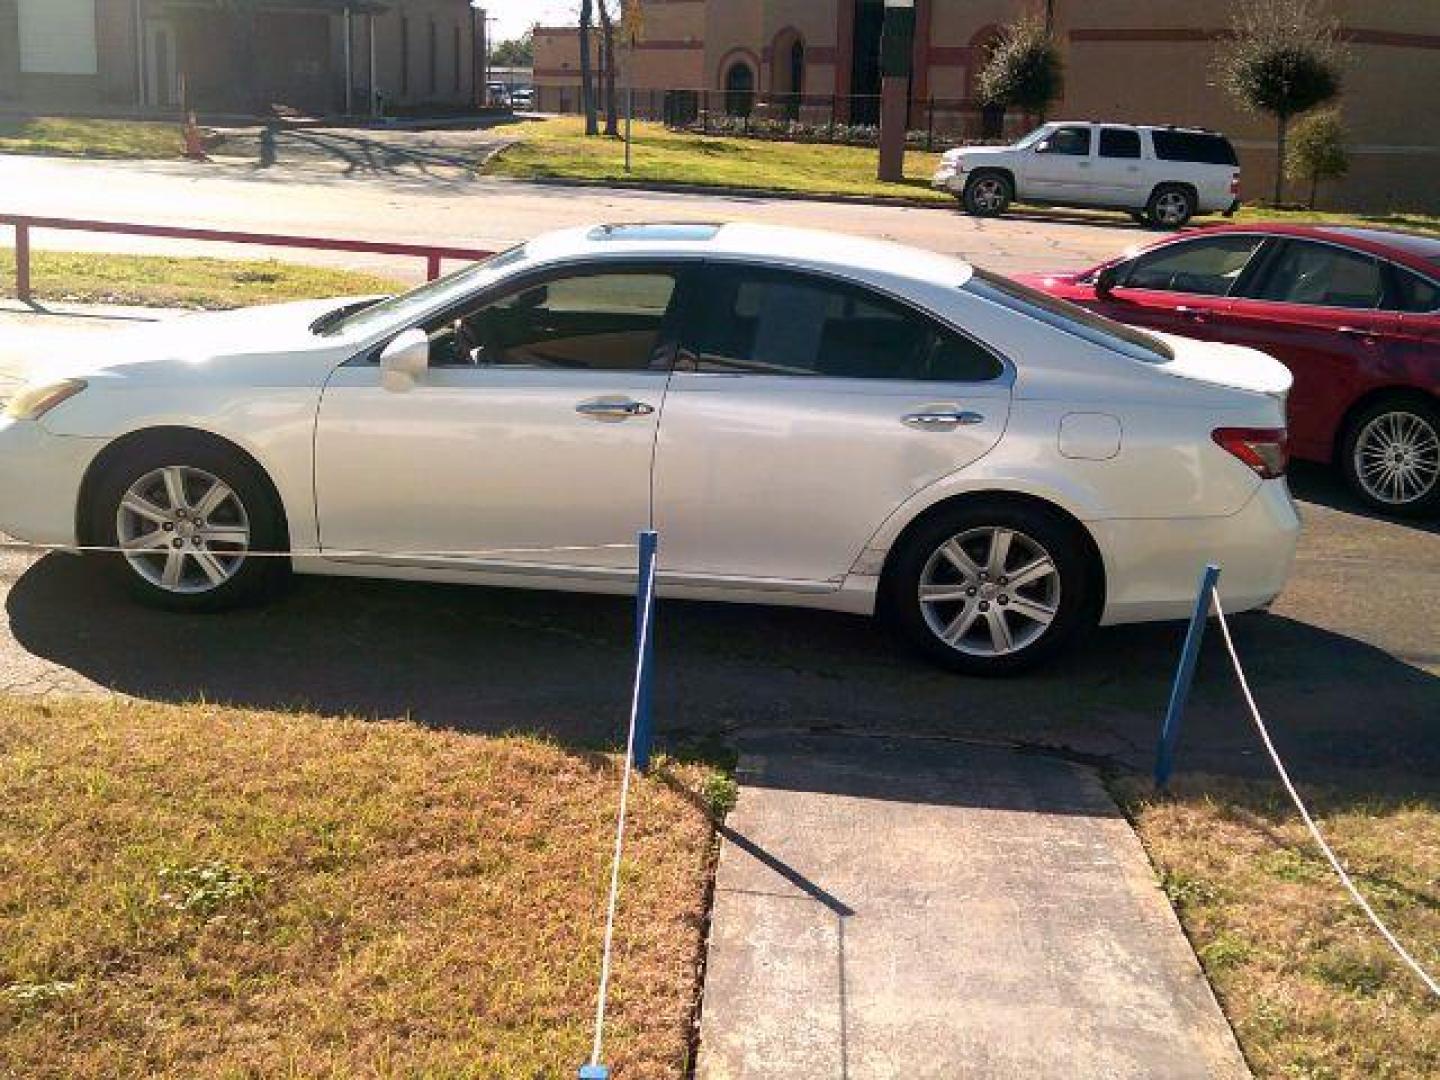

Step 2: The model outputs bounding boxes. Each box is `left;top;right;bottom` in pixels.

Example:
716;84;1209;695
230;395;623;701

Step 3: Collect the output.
1155;564;1221;791
632;529;659;773
578;1067;610;1080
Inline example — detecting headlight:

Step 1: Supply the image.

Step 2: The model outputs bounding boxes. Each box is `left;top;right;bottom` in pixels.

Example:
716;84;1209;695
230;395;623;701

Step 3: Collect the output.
3;379;87;420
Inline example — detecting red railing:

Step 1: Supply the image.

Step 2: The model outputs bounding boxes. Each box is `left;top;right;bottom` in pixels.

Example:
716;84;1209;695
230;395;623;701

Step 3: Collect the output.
1;214;494;303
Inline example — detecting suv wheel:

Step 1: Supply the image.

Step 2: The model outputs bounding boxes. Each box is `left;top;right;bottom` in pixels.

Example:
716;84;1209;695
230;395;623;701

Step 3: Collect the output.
1341;397;1440;517
963;172;1013;217
884;501;1094;675
1146;185;1196;229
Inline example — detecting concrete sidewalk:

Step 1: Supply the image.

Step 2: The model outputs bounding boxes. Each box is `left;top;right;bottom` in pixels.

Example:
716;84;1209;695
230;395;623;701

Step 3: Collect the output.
697;734;1249;1080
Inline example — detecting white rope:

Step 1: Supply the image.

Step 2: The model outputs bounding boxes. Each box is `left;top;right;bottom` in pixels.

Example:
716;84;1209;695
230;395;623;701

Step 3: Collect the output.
590;548;658;1067
1211;587;1440;1000
0;539;636;561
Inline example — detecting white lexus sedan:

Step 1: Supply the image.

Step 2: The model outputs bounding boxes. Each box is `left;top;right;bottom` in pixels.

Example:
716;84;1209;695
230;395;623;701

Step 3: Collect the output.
0;223;1299;674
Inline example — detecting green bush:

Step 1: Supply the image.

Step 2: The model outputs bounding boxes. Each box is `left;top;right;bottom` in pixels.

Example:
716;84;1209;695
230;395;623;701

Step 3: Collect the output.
976;16;1063;118
1286;109;1350;209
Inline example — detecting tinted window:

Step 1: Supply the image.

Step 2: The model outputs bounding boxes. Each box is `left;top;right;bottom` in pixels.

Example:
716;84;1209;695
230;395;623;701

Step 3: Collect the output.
1247;241;1384;309
1099;128;1141;159
1388;265;1440;312
1039;126;1092;156
965;269;1173;364
1121;235;1267;296
1151;130;1239;166
430;270;679;369
688;269;1002;382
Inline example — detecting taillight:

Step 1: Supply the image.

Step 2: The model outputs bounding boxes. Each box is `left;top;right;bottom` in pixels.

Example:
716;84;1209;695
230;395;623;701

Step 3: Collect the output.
1230;173;1241;196
1213;427;1288;479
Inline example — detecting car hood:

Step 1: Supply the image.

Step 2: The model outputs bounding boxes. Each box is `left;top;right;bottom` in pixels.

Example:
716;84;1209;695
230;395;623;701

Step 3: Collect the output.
948;144;1015;161
33;297;377;388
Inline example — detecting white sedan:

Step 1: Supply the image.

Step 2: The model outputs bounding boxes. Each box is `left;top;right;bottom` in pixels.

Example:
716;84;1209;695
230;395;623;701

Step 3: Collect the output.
0;223;1299;674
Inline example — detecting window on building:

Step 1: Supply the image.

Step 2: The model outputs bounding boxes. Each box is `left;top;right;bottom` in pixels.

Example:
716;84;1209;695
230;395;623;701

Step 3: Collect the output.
400;17;410;95
18;0;98;76
1099;128;1141;159
429;20;438;95
454;25;462;93
724;63;755;117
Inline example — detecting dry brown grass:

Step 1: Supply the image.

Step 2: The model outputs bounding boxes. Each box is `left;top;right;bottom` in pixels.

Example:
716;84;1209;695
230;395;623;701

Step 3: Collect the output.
1116;774;1440;1079
0;697;720;1078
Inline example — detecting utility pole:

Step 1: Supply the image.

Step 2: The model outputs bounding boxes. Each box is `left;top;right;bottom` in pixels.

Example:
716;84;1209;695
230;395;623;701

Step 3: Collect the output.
877;0;916;182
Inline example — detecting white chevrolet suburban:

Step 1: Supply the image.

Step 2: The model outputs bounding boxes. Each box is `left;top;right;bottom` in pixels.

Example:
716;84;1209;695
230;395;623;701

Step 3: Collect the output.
933;122;1242;228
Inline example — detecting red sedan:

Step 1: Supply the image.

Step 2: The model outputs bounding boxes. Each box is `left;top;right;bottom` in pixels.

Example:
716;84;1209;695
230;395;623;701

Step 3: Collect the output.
1017;224;1440;515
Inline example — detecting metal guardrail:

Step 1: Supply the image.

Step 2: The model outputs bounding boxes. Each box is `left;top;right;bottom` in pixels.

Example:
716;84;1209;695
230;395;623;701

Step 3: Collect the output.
1;213;494;303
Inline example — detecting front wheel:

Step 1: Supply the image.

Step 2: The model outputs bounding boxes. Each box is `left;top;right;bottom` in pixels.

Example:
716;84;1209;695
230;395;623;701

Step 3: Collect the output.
93;436;289;611
963;172;1013;217
883;502;1095;675
1340;398;1440;517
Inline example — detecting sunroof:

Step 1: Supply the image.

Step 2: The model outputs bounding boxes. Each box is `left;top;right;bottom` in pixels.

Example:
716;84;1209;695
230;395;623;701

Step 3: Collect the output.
587;223;723;242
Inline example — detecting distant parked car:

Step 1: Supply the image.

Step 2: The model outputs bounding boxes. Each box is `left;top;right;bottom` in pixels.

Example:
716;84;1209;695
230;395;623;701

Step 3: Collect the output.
510;87;534;110
1016;224;1440;515
933;122;1241;228
0;224;1299;674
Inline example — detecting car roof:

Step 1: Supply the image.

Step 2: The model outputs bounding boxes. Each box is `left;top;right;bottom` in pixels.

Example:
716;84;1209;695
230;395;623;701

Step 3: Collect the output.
522;222;975;288
1130;222;1440;275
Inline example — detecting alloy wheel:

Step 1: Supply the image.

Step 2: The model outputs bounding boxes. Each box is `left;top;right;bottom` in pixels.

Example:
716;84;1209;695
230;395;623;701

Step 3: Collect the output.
918;526;1061;657
970;177;1007;213
1153;191;1190;226
1353;410;1440;507
115;466;251;594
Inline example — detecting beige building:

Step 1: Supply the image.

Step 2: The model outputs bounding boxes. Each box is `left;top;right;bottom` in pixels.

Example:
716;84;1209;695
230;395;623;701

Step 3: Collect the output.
534;0;1440;212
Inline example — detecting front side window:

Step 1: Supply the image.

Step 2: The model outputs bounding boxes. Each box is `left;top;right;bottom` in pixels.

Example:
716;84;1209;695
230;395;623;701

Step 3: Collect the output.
429;270;680;370
1038;126;1092;156
1246;240;1384;310
1120;235;1267;296
1099;128;1141;159
687;269;1002;382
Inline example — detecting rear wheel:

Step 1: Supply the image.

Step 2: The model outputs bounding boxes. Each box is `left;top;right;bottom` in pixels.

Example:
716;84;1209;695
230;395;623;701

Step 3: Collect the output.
963;172;1013;217
93;435;288;611
1341;397;1440;517
884;501;1094;675
1145;185;1195;229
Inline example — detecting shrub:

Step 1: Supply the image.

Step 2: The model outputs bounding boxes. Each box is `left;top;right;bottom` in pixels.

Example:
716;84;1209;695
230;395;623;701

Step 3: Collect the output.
976;16;1063;118
1286;108;1350;208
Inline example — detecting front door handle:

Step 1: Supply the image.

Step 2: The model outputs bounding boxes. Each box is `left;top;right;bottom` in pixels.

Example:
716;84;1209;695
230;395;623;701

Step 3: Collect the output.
576;397;655;421
902;410;985;431
1338;325;1380;344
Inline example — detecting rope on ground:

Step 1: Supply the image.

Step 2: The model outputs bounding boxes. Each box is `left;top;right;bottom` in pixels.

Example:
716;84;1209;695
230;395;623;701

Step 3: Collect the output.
589;546;659;1069
1210;587;1440;1000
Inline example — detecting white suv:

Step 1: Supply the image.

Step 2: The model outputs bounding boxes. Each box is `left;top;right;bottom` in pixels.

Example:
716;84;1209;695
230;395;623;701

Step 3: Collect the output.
933;122;1241;228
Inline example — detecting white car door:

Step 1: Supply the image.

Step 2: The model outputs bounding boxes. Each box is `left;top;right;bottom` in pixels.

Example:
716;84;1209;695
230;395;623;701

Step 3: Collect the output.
314;265;689;572
654;265;1013;586
1023;124;1096;202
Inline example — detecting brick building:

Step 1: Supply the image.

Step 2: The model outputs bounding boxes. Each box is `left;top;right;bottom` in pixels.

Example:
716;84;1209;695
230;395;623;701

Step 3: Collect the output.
0;0;482;117
533;0;1440;211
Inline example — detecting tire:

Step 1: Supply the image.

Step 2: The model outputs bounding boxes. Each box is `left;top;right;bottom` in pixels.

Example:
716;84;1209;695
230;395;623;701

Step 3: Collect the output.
962;171;1013;217
92;434;289;612
882;500;1095;676
1128;211;1148;225
1340;397;1440;518
1145;185;1196;229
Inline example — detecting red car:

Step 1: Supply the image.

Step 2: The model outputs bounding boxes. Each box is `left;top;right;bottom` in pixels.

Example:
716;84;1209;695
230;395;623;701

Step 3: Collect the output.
1017;224;1440;516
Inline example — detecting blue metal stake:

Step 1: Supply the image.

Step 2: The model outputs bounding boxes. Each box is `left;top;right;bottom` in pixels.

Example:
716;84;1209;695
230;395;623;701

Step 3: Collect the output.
632;529;659;773
1154;564;1221;791
578;1067;610;1080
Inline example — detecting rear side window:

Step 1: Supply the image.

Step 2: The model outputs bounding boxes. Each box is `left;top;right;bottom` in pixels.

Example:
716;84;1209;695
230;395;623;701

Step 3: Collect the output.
1151;130;1239;166
1099;128;1141;159
1247;240;1384;309
688;268;1002;382
1121;235;1267;296
1387;265;1440;312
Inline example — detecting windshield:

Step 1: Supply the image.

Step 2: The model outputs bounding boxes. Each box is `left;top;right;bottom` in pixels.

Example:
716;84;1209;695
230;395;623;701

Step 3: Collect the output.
963;268;1174;364
316;245;528;337
1013;125;1050;150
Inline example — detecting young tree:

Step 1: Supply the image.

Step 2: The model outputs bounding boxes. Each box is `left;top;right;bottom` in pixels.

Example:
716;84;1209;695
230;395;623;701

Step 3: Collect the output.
579;0;599;136
597;0;620;137
1287;108;1350;209
976;16;1063;122
1216;0;1347;205
491;32;534;68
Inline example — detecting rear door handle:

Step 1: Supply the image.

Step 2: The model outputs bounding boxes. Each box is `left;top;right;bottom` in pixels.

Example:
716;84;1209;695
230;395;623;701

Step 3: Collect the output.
1175;305;1209;322
902;410;985;431
1338;325;1380;343
576;397;655;421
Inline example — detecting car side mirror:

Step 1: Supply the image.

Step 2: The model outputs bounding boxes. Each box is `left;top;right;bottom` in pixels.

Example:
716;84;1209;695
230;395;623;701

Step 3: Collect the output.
1095;265;1120;298
1034;140;1050;154
379;329;431;393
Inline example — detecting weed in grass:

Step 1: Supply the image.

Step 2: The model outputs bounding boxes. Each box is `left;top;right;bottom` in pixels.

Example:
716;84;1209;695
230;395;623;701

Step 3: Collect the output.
1308;944;1392;998
701;772;739;819
1;980;77;1012
1198;932;1254;970
1159;868;1220;910
157;860;263;919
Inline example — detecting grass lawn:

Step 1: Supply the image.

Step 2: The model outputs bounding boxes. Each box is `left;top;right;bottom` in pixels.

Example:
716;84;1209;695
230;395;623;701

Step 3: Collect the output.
487;117;949;202
0;249;404;310
0;697;724;1078
1115;774;1440;1079
0;117;184;160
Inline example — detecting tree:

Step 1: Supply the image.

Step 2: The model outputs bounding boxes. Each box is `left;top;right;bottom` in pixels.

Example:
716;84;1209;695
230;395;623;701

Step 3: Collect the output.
491;32;534;68
579;0;599;136
597;1;619;137
1216;0;1347;205
976;16;1063;121
1286;108;1350;209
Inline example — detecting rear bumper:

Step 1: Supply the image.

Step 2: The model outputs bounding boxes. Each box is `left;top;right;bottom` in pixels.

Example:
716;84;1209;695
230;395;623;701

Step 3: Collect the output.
1092;479;1300;626
0;418;104;547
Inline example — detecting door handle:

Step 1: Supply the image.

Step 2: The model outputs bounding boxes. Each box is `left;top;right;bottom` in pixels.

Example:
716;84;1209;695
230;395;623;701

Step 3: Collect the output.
902;410;985;431
1175;305;1209;322
1338;325;1380;343
576;397;655;420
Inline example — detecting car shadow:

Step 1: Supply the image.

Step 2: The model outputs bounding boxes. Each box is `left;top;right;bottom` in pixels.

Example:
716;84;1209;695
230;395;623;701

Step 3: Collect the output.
1289;462;1439;535
7;553;1438;785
